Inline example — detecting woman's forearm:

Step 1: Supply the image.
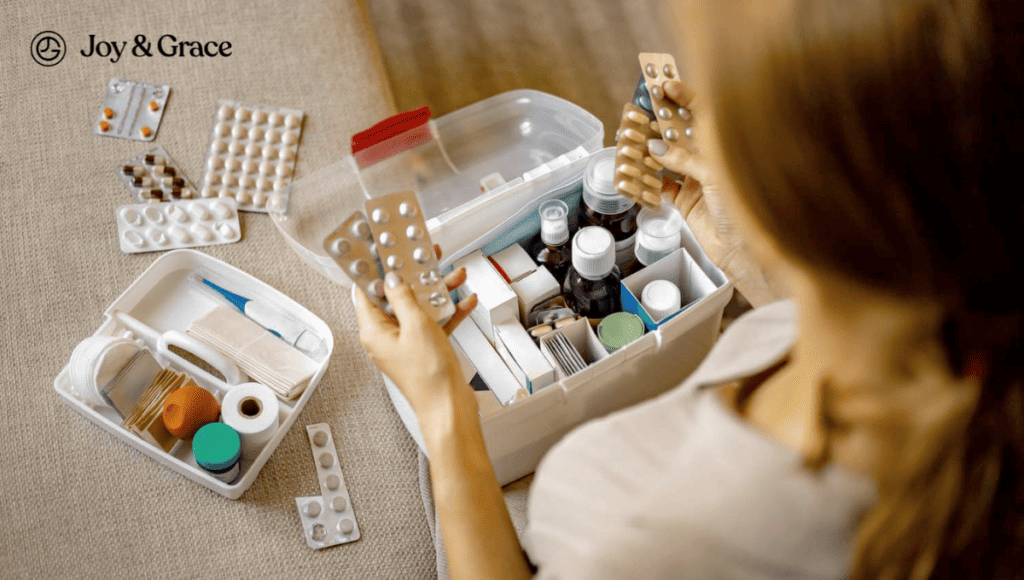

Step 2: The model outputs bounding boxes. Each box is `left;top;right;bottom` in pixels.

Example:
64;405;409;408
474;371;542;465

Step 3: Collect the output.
421;379;533;580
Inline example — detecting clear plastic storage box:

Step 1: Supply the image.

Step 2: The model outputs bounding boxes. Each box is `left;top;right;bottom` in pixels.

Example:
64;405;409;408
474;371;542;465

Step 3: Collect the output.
273;90;732;485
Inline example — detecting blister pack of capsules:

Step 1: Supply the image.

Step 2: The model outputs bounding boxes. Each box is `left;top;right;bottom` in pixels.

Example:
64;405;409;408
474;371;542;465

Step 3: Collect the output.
118;146;198;203
116;198;241;254
295;424;360;550
199;100;303;214
93;78;170;141
324;191;455;324
614;103;664;209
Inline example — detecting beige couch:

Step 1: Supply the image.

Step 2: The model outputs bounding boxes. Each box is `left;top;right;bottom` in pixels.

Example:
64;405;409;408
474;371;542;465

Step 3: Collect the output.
0;0;447;577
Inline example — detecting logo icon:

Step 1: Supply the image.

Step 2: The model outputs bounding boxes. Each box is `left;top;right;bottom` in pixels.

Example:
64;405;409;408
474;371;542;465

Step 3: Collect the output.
31;31;66;67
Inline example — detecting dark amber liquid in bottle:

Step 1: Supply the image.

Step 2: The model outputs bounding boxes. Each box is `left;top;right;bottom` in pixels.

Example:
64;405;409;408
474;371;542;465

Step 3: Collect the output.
562;266;621;320
536;241;572;284
578;204;640;274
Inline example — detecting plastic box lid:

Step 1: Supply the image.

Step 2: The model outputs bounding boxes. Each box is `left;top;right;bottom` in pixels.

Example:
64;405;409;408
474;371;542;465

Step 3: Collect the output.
271;90;603;286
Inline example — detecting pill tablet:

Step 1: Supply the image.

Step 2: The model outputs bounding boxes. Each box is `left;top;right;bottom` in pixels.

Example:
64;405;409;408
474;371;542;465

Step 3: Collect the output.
304;501;321;518
312;431;328;447
331;496;347;512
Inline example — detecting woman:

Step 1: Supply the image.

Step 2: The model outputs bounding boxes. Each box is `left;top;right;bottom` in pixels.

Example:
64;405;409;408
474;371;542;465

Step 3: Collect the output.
355;0;1023;578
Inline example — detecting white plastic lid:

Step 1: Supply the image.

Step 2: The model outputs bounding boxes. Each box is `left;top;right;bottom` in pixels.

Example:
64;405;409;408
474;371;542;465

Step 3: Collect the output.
635;202;683;265
572;226;615;280
539;199;569;245
583;147;635;215
641;279;682;320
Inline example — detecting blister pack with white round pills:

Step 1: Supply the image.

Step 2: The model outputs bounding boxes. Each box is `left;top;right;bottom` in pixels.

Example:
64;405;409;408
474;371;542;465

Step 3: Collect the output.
638;52;694;150
115;198;241;254
363;190;456;325
323;211;386;308
93;78;170;141
295;423;360;550
199;99;303;214
118;145;198;203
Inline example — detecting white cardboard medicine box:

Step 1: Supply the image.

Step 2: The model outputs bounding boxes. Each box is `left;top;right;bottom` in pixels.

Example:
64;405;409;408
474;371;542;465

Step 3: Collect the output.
274;90;732;485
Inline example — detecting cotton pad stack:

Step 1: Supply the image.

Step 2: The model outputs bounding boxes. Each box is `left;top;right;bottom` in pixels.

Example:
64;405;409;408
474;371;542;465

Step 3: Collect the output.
187;305;317;399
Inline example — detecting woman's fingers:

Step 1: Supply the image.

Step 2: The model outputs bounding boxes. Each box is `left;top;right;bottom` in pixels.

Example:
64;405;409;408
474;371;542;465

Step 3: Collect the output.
442;294;478;335
382;272;427;328
647;138;692;174
353;284;399;354
444;267;467;292
662;80;696;107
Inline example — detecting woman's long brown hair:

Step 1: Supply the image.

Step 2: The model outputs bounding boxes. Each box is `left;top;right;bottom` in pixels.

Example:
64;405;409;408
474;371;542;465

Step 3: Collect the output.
702;0;1024;577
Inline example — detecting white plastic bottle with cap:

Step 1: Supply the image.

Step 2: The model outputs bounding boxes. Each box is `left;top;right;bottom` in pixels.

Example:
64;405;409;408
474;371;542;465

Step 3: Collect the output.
577;147;641;274
535;199;573;284
630;202;683;276
641;279;683;322
562;226;622;319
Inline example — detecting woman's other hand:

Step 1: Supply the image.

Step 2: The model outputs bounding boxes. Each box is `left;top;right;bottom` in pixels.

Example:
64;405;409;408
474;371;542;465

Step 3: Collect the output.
353;246;478;419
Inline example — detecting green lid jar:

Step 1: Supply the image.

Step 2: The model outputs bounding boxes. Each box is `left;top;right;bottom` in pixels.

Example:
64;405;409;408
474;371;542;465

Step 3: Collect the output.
596;312;646;353
193;422;242;483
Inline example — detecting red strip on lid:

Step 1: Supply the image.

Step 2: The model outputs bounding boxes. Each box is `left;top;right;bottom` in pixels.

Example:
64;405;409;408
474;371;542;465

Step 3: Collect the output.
351;106;431;154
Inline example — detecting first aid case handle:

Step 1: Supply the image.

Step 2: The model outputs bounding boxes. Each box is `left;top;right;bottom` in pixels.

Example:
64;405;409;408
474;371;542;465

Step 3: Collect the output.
157;330;245;387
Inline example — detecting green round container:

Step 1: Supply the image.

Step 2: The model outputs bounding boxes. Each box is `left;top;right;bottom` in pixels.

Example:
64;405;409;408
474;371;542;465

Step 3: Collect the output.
597;312;646;353
193;422;242;483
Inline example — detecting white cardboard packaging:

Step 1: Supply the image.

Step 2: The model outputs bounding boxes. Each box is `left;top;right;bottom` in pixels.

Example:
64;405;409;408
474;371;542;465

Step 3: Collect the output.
452;250;519;343
494;322;556;393
451;317;527;405
510;266;561;322
489;244;537;283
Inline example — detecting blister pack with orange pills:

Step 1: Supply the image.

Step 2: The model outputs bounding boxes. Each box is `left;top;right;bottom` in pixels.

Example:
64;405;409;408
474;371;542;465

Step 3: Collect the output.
93;78;170;141
614;102;663;209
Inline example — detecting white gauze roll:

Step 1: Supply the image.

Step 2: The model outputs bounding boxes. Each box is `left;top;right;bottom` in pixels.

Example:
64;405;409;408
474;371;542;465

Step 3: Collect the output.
221;382;280;460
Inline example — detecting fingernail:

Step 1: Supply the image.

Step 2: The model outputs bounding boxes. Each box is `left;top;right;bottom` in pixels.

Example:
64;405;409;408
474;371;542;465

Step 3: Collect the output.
647;139;668;157
385;272;403;288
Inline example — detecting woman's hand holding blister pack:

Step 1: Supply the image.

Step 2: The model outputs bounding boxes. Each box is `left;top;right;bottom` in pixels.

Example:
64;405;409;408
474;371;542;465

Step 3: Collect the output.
353;246;479;427
646;79;782;307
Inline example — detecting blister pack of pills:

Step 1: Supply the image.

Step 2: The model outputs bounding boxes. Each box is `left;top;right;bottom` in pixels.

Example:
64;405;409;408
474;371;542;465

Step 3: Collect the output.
295;424;360;550
115;198;241;254
638;53;693;148
118;146;198;203
199;100;303;214
323;211;386;308
93;78;170;141
614;102;664;208
363;191;455;324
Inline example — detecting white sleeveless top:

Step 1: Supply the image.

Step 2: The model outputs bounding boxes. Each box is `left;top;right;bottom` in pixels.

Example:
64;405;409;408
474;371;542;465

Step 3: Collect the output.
524;301;877;579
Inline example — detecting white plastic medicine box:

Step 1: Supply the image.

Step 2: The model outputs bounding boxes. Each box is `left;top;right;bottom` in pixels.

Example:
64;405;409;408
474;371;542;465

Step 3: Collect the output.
53;250;334;499
273;90;732;485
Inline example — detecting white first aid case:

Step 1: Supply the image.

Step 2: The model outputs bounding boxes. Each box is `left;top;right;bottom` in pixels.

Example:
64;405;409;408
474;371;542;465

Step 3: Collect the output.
273;90;732;485
53;250;333;498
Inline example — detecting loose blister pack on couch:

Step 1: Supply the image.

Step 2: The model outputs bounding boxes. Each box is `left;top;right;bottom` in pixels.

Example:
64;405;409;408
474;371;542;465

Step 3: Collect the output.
272;88;734;486
199;100;304;213
53;250;333;499
93;78;170;141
